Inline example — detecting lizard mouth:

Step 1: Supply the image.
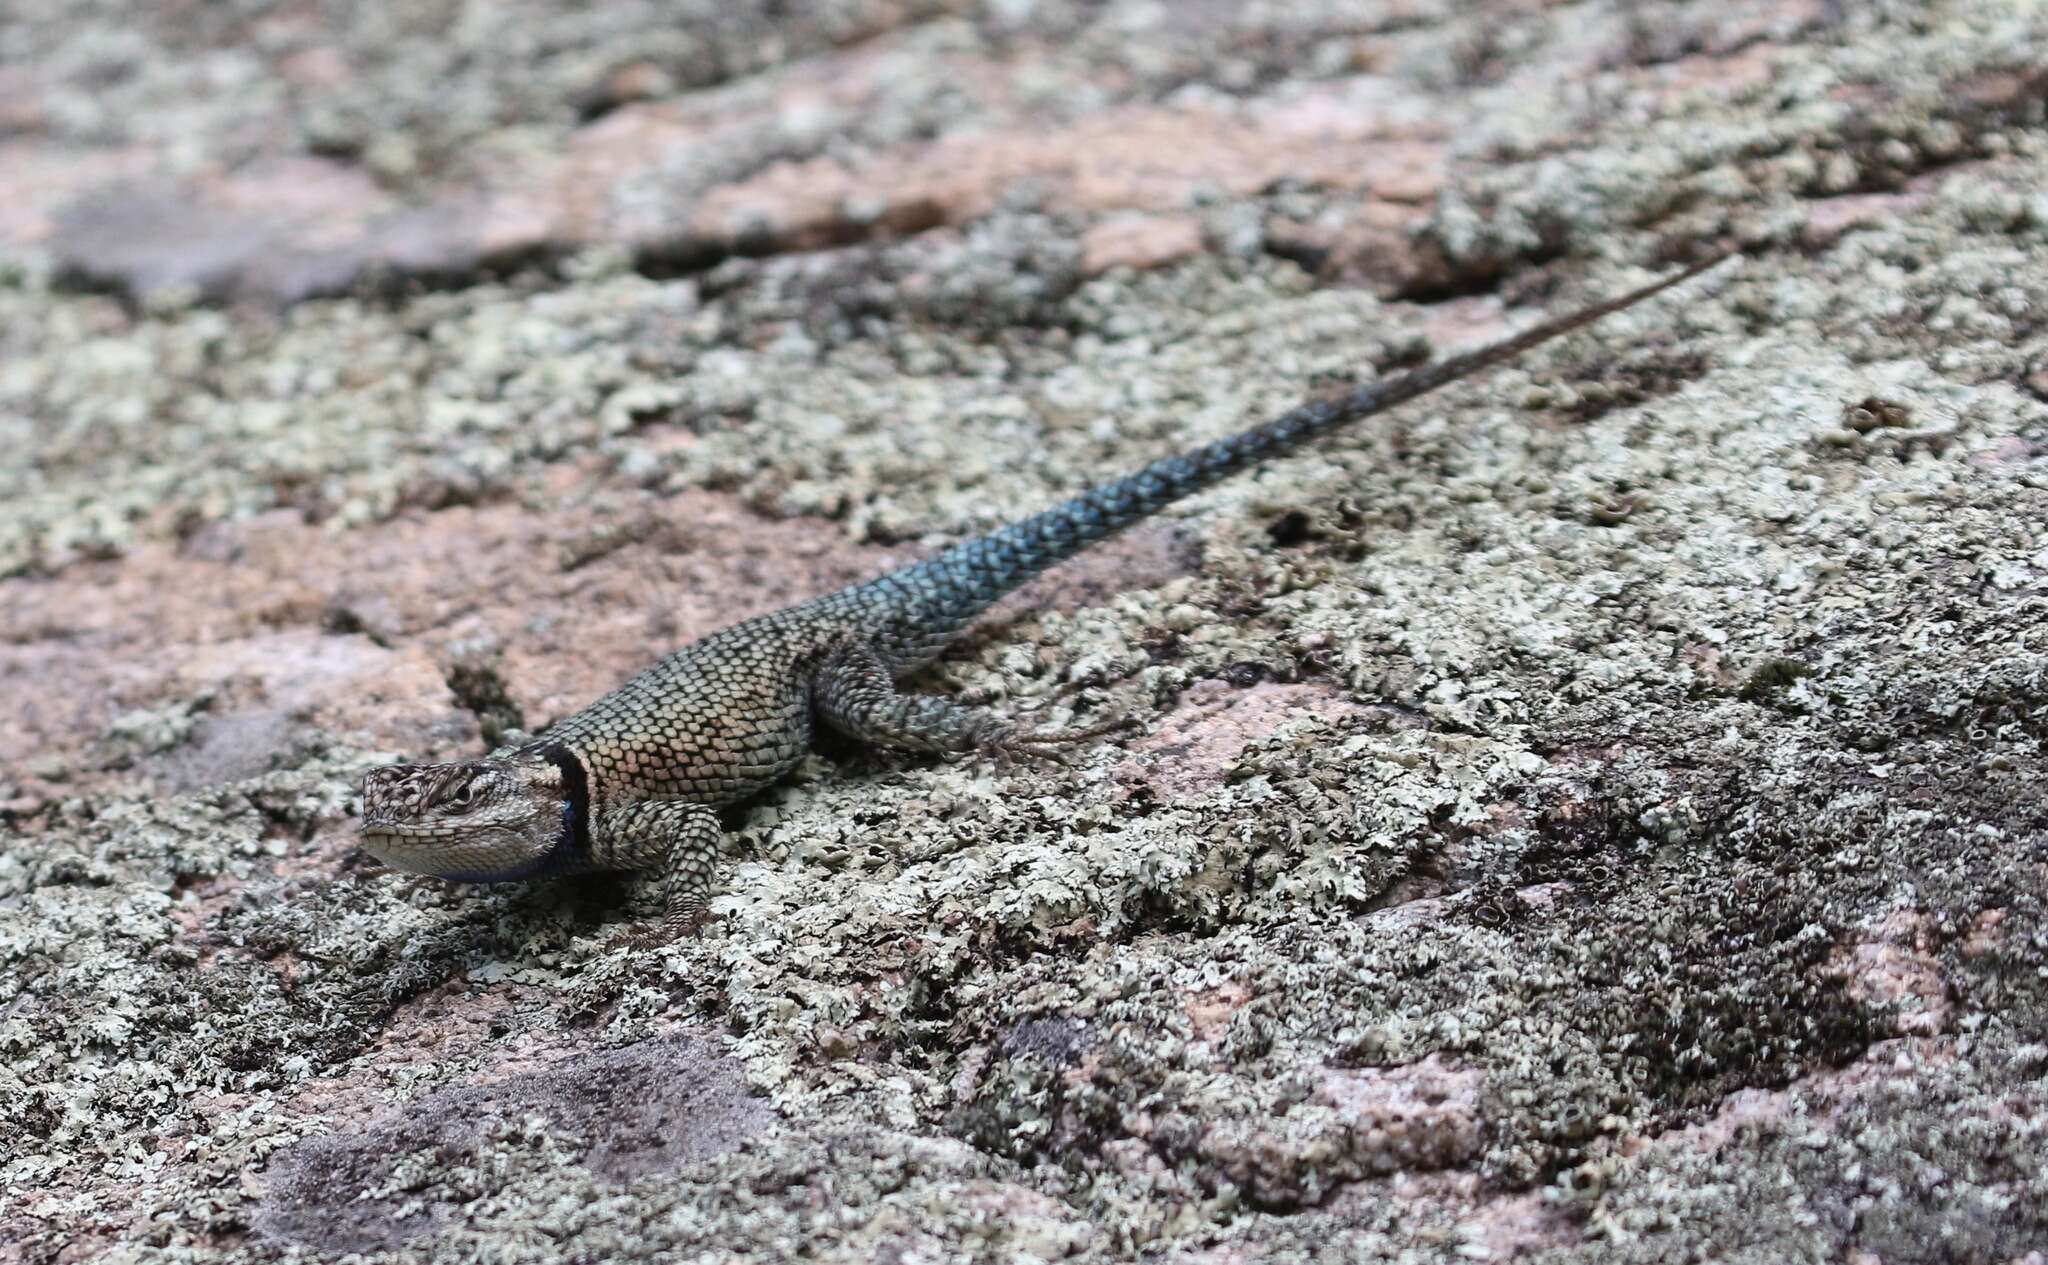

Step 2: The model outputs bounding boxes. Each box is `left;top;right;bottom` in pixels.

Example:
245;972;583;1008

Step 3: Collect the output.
356;826;408;861
357;824;455;867
359;823;422;847
357;822;561;884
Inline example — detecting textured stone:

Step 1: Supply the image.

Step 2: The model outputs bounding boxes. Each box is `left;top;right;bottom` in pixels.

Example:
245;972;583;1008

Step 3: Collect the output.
5;1;2048;1262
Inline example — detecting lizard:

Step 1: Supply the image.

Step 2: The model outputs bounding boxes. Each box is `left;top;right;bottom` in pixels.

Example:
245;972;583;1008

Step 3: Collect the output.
359;253;1728;944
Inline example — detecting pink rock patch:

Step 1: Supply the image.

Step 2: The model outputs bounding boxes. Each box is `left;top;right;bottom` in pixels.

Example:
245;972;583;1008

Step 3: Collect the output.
1115;680;1368;799
1082;213;1206;276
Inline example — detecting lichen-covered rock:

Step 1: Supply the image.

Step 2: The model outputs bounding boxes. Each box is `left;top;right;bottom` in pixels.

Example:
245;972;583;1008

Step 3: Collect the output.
4;2;2048;1262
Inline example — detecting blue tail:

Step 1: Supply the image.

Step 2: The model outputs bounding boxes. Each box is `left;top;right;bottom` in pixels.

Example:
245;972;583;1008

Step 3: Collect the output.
843;255;1725;670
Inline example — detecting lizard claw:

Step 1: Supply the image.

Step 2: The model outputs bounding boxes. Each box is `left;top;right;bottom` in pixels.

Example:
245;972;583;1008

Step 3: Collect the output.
605;926;663;953
978;714;1136;767
605;909;709;953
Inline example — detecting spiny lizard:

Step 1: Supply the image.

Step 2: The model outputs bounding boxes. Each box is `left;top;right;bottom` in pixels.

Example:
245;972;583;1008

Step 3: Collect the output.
360;254;1727;943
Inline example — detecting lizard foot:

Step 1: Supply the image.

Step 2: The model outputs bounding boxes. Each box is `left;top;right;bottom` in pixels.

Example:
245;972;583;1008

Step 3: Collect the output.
606;909;709;953
978;715;1136;767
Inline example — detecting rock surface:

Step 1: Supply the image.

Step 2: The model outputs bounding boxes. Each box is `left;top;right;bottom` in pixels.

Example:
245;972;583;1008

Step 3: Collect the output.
5;2;2048;1262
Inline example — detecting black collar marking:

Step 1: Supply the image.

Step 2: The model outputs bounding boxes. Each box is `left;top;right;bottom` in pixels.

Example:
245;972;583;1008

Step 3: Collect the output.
536;743;591;858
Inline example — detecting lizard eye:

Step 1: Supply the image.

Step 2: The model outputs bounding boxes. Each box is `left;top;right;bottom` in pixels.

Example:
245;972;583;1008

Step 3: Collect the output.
445;782;480;812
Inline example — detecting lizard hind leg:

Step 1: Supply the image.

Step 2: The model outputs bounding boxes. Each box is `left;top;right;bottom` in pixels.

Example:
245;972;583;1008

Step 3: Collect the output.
593;799;724;946
813;642;1126;765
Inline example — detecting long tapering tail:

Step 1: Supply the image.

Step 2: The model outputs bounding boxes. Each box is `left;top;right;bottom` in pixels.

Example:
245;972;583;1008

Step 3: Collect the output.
848;253;1731;668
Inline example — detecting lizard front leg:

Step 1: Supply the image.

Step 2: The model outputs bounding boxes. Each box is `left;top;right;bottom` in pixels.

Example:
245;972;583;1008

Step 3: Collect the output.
593;799;723;943
812;642;1121;761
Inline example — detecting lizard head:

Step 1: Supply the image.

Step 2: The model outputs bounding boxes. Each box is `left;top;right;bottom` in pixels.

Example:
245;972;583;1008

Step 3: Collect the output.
359;756;570;882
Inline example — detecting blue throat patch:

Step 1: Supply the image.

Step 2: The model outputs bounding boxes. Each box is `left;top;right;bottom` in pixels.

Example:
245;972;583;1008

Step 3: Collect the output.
536;742;592;857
